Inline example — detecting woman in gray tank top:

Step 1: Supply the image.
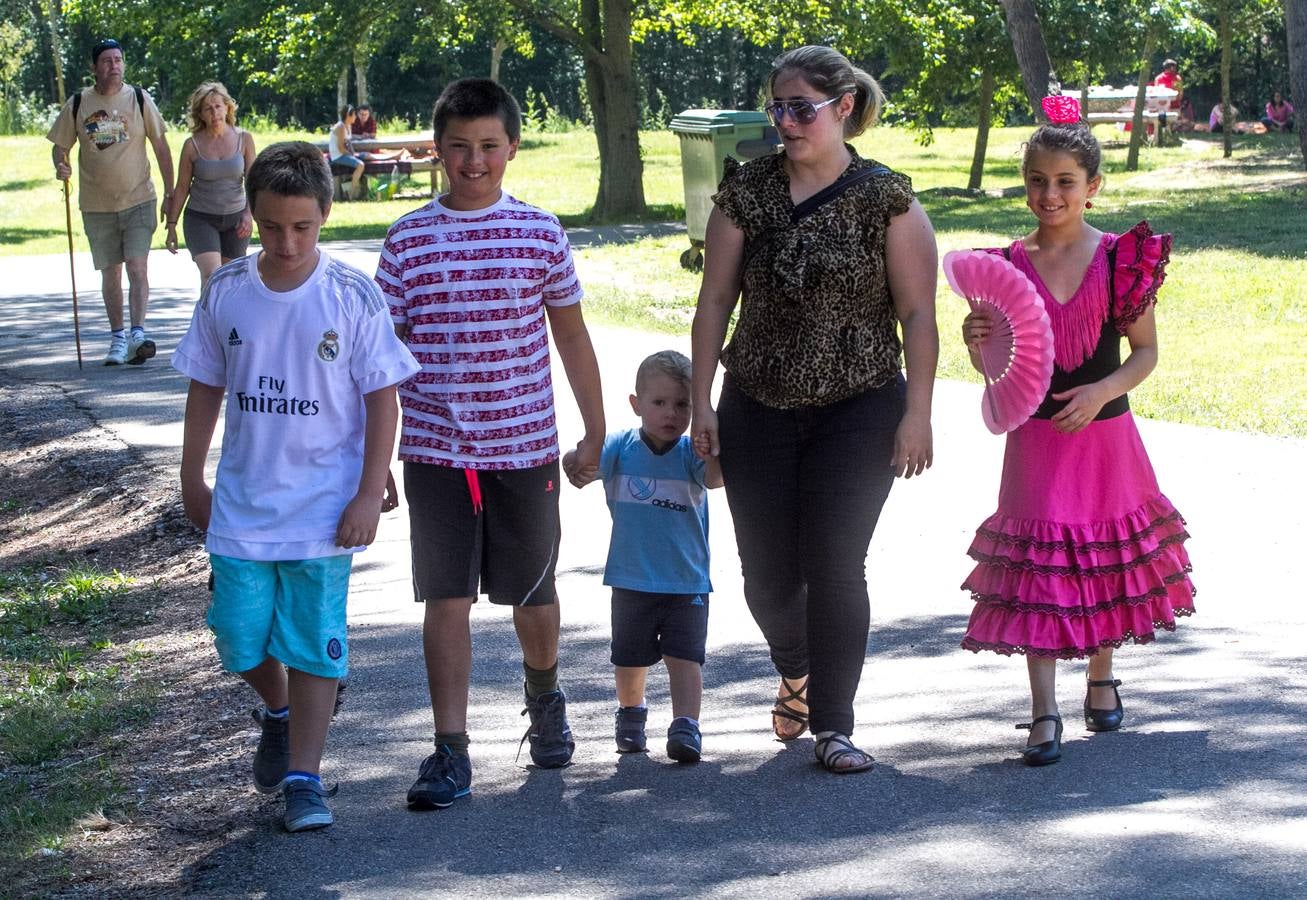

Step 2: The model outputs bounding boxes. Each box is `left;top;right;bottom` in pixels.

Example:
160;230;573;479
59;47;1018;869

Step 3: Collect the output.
165;81;256;293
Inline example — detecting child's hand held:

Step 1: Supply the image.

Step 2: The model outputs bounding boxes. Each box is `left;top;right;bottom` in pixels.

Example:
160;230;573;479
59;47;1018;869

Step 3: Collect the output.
566;438;600;488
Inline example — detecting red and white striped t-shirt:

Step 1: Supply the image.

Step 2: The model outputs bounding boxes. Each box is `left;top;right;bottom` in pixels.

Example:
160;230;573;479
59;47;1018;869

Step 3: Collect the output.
376;194;583;470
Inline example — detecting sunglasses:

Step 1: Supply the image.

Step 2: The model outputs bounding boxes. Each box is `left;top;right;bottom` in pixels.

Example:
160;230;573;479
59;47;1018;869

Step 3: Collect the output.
764;96;841;125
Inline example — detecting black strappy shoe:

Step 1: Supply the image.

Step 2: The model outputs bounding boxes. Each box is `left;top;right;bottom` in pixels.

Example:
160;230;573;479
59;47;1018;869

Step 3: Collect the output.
1084;678;1124;732
813;731;875;774
1016;714;1063;767
771;675;809;741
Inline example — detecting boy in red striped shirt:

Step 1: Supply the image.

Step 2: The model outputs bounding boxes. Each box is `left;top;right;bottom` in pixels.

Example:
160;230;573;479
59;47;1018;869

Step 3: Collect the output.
375;78;604;809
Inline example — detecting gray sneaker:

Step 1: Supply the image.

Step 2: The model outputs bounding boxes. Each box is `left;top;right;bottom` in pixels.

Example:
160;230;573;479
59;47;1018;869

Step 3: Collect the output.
126;330;155;365
666;717;702;764
252;708;289;793
406;744;472;810
520;688;575;768
282;779;337;832
103;333;129;366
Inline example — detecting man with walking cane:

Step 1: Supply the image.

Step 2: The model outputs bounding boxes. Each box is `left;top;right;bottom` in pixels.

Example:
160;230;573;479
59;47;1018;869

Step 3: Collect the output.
47;38;174;366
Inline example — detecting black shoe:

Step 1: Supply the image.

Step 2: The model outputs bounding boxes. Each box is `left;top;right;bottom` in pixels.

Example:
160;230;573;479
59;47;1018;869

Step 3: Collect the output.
520;688;575;768
251;708;290;793
666;717;702;764
615;706;648;754
407;744;472;810
1084;678;1124;732
1017;714;1063;767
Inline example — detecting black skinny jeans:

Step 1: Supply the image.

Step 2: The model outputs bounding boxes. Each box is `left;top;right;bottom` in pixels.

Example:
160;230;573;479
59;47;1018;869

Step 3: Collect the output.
717;375;904;737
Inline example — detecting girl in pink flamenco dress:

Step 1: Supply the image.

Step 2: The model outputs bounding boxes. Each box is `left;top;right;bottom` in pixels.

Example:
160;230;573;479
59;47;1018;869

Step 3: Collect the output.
959;103;1195;767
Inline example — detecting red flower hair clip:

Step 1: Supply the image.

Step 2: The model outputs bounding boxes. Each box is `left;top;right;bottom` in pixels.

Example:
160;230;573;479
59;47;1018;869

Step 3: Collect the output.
1041;95;1081;124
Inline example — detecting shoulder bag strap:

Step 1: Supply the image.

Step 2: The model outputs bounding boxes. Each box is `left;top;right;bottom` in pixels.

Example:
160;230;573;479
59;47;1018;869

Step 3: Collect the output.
790;164;890;224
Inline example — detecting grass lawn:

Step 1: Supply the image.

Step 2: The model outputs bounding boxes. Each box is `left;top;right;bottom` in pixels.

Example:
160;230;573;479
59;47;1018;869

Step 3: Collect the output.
1;126;1303;435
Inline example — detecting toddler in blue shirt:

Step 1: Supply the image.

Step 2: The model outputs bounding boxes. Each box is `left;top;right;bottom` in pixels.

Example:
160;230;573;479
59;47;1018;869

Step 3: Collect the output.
566;350;722;762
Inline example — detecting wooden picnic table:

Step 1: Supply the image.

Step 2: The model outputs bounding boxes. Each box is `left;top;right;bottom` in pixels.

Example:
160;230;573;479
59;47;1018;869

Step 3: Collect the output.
315;134;446;196
1074;86;1180;145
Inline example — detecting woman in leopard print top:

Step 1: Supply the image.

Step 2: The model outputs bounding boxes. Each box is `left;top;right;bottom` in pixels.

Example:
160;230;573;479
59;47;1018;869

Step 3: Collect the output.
691;45;939;774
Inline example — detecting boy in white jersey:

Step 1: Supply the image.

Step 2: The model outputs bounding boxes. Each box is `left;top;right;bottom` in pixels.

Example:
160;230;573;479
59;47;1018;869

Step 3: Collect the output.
566;351;723;762
174;142;419;832
375;78;604;809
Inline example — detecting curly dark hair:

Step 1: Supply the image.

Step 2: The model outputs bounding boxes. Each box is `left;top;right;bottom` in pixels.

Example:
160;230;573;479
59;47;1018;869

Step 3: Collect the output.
1023;122;1102;180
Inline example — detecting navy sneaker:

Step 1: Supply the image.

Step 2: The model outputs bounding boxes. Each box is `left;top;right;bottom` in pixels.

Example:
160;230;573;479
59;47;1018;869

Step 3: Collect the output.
666;717;702;764
282;779;337;832
615;706;648;753
407;745;472;810
520;688;575;768
251;708;289;793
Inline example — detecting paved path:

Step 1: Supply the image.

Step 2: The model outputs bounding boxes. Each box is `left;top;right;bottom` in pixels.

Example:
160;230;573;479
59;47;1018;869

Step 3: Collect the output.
1;242;1305;898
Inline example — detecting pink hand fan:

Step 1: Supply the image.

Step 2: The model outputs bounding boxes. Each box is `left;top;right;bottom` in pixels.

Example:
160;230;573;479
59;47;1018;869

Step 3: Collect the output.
942;250;1055;434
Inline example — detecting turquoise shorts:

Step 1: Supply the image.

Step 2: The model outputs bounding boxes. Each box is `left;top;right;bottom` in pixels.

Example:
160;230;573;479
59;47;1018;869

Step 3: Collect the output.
208;554;353;679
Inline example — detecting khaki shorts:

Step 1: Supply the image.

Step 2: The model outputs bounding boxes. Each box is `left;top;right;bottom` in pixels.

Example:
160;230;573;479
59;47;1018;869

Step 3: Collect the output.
81;200;157;270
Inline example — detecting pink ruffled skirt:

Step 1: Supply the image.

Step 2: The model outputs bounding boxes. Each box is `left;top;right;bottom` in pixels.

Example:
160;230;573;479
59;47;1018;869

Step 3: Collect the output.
961;412;1195;659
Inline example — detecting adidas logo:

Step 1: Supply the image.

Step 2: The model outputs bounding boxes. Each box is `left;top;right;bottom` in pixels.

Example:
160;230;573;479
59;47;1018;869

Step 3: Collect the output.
228;328;242;347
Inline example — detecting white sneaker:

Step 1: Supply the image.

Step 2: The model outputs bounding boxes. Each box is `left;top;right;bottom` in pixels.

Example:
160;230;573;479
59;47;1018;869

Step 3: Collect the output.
127;331;156;365
103;334;129;366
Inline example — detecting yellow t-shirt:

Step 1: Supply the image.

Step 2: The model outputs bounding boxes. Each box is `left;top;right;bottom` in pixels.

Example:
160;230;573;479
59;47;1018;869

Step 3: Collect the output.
46;84;166;213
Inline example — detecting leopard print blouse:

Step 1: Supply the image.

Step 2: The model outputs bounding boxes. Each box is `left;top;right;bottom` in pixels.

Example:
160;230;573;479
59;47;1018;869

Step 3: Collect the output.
712;149;915;409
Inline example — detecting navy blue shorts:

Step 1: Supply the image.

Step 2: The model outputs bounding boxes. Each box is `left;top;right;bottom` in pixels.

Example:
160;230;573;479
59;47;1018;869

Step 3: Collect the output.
610;587;709;667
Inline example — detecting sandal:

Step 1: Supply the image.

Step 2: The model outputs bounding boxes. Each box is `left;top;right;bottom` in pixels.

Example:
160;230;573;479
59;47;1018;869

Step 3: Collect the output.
813;731;875;774
771;675;809;741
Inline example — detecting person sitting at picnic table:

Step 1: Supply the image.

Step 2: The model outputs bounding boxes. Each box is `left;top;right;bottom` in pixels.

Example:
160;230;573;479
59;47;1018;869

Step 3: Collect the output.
329;105;366;200
1262;91;1294;132
1152;59;1183;112
351;103;378;138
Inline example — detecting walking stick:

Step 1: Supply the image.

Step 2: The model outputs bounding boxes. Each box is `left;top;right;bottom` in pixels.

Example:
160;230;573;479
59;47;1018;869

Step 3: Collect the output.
62;178;84;370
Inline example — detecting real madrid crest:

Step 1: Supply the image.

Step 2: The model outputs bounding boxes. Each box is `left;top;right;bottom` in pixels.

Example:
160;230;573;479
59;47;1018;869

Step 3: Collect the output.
317;329;339;362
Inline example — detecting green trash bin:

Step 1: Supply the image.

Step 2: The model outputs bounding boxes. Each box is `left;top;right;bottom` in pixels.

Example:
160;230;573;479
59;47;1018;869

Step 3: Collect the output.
669;109;778;271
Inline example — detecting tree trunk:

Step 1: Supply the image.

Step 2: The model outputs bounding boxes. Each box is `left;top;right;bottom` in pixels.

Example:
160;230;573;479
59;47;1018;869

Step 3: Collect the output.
1286;0;1307;168
38;0;66;105
354;45;370;107
490;38;507;82
968;66;995;191
1126;30;1156;172
337;64;349;116
581;0;645;219
1220;0;1233;157
999;0;1053;121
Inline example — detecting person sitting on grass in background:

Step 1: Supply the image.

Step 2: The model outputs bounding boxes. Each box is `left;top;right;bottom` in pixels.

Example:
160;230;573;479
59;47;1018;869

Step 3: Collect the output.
174;141;419;832
1209;101;1237;133
566;350;723;764
1262;91;1294;133
376;77;605;812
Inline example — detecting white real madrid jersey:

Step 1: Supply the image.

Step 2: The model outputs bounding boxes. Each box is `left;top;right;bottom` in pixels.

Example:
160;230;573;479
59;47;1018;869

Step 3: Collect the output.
173;250;419;558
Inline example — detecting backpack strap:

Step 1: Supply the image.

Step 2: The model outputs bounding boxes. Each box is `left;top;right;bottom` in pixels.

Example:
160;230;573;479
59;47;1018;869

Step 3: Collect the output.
71;85;146;119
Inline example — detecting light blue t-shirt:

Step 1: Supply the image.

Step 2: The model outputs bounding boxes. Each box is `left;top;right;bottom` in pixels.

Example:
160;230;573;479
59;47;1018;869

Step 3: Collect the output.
600;429;711;594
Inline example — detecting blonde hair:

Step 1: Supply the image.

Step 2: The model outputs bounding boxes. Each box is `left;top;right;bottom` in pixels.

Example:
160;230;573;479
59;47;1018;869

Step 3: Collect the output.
770;46;885;138
634;350;691;394
187;81;237;132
